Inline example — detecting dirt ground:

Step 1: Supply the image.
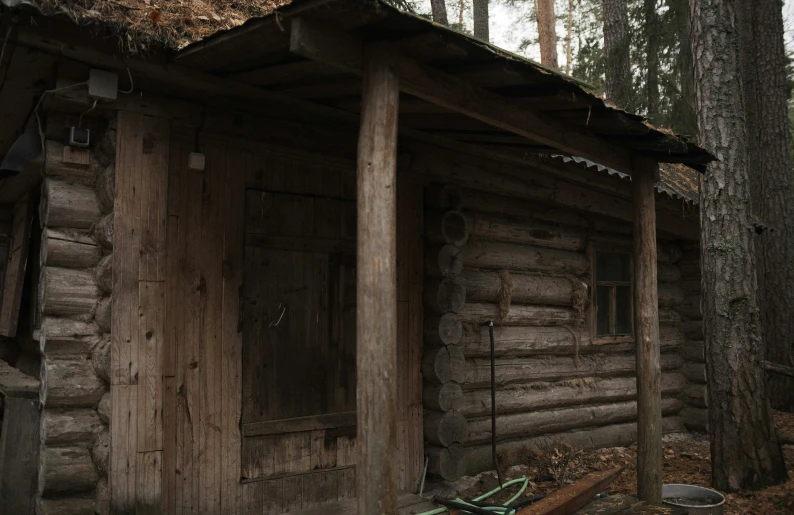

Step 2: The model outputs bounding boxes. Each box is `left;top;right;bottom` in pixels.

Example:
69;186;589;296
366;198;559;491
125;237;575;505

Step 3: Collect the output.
453;411;794;514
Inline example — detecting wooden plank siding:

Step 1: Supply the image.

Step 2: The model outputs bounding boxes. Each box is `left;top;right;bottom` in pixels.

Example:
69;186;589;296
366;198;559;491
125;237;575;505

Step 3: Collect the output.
97;124;426;514
110;112;169;513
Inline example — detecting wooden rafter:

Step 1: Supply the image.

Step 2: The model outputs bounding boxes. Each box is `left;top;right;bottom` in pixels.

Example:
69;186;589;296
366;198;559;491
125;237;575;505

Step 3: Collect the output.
289;17;639;175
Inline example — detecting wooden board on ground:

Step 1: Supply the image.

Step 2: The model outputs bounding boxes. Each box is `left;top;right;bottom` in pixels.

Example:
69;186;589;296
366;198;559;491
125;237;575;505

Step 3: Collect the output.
517;467;625;515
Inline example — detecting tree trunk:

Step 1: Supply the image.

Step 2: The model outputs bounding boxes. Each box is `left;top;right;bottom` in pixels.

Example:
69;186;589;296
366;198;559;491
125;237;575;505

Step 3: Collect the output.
602;0;632;109
644;0;660;117
472;0;489;41
690;0;787;491
745;0;794;412
565;0;574;74
536;0;559;70
431;0;449;25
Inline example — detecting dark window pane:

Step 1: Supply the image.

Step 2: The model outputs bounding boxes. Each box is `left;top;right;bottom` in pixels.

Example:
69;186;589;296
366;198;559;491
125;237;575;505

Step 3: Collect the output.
597;252;630;282
615;286;632;335
596;286;611;335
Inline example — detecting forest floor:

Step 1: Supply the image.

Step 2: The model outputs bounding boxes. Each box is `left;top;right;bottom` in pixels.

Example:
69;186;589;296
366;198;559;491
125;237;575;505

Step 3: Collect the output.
450;411;794;514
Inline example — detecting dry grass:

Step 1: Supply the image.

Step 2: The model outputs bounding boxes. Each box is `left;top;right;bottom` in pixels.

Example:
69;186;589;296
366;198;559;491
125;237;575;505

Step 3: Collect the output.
37;0;290;51
458;411;794;515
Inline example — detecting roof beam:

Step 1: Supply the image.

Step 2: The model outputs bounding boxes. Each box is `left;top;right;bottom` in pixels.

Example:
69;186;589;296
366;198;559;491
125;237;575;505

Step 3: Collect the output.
289;17;640;175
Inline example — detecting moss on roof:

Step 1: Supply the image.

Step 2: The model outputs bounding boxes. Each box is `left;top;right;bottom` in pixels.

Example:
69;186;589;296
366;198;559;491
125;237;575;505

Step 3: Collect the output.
32;0;288;51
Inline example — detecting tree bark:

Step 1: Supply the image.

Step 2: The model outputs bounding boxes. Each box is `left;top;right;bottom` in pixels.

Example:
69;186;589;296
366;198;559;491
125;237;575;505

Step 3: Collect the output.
644;0;660;116
473;0;490;41
431;0;449;25
743;0;794;412
565;0;574;74
602;0;632;109
690;0;787;491
536;0;559;70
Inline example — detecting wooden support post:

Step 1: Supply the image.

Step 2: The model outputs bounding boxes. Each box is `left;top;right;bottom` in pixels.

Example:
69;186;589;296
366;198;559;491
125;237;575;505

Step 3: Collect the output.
356;44;400;515
633;160;662;504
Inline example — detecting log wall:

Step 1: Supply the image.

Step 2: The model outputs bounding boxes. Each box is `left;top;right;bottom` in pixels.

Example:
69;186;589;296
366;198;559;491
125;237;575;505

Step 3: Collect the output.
422;182;696;480
677;244;707;432
34;113;116;514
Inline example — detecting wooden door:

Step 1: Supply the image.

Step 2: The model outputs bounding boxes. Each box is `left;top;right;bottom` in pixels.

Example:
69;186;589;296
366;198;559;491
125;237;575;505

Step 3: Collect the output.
240;188;357;512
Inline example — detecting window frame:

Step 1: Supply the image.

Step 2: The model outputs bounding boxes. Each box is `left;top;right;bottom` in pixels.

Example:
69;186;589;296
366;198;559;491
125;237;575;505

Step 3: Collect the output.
589;244;635;344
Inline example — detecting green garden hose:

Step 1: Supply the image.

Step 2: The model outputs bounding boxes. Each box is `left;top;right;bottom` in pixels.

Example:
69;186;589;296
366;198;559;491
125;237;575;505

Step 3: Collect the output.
417;476;531;515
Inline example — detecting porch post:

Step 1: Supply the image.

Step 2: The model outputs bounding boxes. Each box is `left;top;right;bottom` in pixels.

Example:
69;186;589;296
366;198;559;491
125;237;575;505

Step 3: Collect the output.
356;44;400;515
633;160;663;504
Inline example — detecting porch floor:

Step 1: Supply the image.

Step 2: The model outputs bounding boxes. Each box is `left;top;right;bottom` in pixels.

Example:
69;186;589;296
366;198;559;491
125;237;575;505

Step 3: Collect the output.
285;492;439;515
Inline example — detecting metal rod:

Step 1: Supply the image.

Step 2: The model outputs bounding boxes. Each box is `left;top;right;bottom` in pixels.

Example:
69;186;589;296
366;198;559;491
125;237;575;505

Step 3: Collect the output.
489;320;503;486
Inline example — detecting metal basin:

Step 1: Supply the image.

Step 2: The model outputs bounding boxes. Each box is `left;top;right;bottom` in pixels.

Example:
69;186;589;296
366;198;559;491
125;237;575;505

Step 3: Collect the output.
662;484;725;515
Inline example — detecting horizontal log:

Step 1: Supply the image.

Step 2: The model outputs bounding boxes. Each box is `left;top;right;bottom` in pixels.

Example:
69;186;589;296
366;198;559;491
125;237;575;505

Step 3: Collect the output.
428;417;685;480
94;255;112;294
460;325;684;358
461;241;589;275
682;320;703;340
463;352;683;389
657;263;681;283
426;210;469;247
40;228;101;269
681;341;704;364
39;267;101;316
424;278;466;314
425;183;463;210
44;141;95;183
40;356;106;408
681;295;701;320
680;279;700;295
39;445;99;495
658;283;684;308
96;163;115;214
682;362;706;384
765;360;794;379
424;313;463;346
459;187;631;236
461;269;579;307
424;410;468;446
92;430;110;476
460;373;687;418
422;345;466;384
459;302;578;327
92;338;110;382
94;213;114;249
659;307;682;326
465;397;684;445
466;212;585;252
682;384;708;409
427;442;466;481
37;499;98;515
678;258;701;279
95;297;111;333
40;179;101;229
39;317;99;355
41;408;104;445
425;243;463;277
423;382;464;412
681;407;708;432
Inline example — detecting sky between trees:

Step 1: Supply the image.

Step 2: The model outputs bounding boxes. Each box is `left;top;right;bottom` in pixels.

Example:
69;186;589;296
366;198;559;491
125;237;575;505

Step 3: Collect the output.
414;0;794;77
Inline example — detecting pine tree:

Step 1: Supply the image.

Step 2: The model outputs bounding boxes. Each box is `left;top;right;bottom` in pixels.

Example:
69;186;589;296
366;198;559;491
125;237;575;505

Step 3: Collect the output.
473;0;490;41
536;0;559;69
602;0;632;108
431;0;450;24
741;0;794;413
691;0;788;491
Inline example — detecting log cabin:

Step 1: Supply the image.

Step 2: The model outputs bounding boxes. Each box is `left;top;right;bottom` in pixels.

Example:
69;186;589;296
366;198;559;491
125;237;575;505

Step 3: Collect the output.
0;0;712;513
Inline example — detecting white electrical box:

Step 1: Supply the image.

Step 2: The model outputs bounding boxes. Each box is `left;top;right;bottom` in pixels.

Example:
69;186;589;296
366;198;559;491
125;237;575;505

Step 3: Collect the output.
88;69;119;100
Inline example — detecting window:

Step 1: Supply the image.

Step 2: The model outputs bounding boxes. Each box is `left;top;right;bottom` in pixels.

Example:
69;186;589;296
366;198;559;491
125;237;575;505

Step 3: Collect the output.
593;251;633;338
